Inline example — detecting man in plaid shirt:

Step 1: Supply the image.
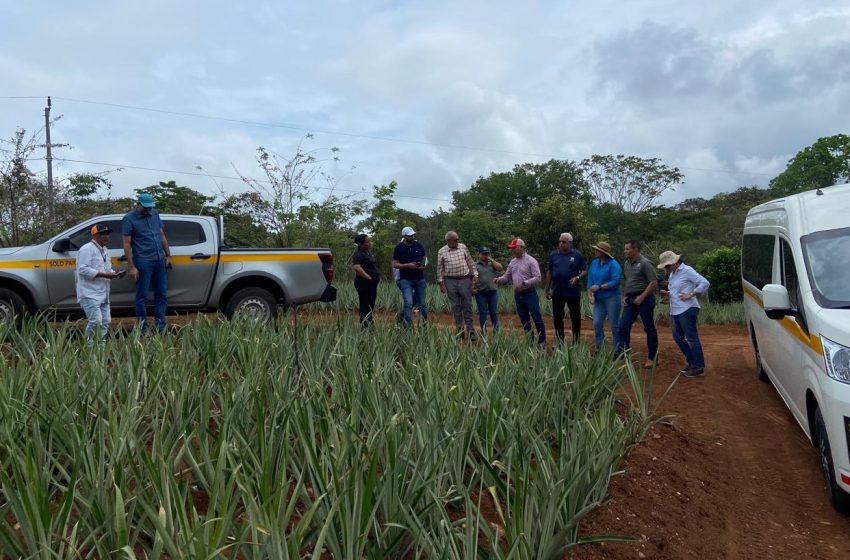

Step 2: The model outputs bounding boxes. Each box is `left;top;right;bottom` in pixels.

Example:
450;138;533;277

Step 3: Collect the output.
437;231;479;341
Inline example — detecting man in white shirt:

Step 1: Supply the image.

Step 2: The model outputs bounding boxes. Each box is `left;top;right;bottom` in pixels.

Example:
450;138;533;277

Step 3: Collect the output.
76;224;123;346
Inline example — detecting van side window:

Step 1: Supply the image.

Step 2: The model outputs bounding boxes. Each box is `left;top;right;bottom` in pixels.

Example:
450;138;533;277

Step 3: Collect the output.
781;240;800;309
742;234;774;289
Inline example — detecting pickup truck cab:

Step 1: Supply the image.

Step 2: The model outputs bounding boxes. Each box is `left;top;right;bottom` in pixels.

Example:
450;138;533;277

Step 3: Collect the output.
0;214;336;324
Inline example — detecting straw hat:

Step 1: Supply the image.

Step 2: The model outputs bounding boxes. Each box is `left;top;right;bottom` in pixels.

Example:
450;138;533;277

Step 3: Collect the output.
592;241;613;258
657;250;682;269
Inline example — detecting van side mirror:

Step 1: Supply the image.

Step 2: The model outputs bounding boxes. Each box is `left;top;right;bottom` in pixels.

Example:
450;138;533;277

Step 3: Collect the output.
52;238;72;253
763;284;799;320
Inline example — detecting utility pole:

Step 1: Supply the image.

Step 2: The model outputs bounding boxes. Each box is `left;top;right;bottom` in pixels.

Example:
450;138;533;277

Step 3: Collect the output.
44;96;54;221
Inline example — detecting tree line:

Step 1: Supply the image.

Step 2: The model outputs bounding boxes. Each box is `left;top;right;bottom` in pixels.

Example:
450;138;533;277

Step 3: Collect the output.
2;128;848;304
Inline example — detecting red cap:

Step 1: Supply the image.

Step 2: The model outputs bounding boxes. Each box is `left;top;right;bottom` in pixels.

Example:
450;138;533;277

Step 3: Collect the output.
506;237;525;249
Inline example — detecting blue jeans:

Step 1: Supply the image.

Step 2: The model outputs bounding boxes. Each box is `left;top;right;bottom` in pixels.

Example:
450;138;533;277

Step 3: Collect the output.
79;297;111;347
135;258;168;332
593;295;621;350
616;293;658;360
399;278;428;326
515;290;546;344
475;290;499;333
672;307;704;369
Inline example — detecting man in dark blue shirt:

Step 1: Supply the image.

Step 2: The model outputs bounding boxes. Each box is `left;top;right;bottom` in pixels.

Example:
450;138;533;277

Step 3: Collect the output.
392;226;429;327
545;232;587;344
122;193;172;333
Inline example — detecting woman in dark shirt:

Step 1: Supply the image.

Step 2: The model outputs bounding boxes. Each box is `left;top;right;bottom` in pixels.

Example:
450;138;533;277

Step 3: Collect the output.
352;233;380;327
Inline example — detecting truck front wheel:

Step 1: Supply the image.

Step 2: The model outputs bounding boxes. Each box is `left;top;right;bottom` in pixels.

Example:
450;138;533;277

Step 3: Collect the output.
223;287;278;322
0;288;27;328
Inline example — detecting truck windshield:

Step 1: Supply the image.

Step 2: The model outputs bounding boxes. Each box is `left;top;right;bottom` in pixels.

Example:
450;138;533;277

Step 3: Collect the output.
802;226;850;309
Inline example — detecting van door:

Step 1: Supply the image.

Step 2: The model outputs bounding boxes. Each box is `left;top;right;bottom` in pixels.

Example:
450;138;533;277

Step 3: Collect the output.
161;218;217;307
774;238;809;423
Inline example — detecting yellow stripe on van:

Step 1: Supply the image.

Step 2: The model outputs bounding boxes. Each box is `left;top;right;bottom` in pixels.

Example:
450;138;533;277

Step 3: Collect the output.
743;285;823;355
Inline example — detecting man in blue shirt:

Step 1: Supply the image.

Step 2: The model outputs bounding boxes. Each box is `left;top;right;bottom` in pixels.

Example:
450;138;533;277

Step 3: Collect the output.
545;232;587;344
122;193;172;333
392;226;429;327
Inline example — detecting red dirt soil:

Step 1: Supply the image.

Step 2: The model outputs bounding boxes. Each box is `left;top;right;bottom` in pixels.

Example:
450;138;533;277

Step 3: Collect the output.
565;321;850;560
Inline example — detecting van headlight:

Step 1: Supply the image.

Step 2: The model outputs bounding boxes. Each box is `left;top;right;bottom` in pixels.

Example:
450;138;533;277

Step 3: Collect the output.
822;336;850;384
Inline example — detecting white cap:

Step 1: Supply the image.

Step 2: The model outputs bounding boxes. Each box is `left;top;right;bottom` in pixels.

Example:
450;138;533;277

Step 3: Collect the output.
401;226;416;236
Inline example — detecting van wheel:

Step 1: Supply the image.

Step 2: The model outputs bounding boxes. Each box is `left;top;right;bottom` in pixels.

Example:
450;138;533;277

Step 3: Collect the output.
751;329;770;383
814;408;850;513
0;288;26;328
224;288;278;322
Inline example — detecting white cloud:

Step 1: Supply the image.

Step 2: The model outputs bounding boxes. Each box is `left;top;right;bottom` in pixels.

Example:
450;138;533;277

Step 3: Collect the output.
2;0;849;218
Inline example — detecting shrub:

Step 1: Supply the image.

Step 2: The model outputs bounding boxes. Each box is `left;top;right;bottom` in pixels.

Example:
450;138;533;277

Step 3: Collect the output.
697;246;742;304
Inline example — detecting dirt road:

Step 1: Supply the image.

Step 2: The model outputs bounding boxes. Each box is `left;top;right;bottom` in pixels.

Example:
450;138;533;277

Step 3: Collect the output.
567;321;850;559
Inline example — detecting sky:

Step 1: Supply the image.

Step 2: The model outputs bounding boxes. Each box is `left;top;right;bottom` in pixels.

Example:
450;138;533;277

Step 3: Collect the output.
1;0;849;215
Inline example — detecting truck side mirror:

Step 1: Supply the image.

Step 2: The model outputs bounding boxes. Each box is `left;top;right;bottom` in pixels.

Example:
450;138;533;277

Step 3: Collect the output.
52;238;72;253
763;284;799;320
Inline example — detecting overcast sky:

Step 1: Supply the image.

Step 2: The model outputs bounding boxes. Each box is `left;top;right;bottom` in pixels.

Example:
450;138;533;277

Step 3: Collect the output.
2;1;849;215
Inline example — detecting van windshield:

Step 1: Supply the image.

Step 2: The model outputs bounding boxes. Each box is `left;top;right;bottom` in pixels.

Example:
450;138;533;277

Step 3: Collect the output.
802;227;850;309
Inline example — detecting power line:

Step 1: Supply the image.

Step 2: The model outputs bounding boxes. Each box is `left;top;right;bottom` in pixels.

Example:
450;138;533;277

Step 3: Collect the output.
0;96;43;99
52;157;454;203
3;94;777;178
49;96;777;177
53;96;554;159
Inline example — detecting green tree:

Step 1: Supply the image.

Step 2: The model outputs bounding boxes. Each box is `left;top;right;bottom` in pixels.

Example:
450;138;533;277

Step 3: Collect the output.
521;194;598;266
697;246;742;303
235;134;344;247
1;128;47;246
581;154;684;213
215;192;274;247
451;159;589;224
357;181;402;276
135;180;214;214
769;134;850;196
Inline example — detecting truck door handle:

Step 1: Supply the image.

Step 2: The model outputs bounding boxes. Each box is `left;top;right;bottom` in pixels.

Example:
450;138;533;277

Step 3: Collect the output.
190;253;212;260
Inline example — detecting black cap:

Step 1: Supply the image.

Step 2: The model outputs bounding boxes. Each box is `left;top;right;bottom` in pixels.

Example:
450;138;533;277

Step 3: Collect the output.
91;224;113;235
478;246;490;254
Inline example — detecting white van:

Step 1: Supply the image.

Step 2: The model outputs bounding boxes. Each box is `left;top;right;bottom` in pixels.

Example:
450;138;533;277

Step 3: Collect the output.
742;183;850;512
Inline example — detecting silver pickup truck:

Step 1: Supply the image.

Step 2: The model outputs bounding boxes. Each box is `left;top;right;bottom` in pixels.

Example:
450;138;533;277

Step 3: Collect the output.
0;214;336;324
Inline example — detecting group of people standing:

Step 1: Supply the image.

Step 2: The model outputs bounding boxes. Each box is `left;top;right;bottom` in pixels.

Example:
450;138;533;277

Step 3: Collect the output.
352;227;710;378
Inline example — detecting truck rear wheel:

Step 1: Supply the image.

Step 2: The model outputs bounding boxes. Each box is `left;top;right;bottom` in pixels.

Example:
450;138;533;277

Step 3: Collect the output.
224;287;278;322
0;288;27;328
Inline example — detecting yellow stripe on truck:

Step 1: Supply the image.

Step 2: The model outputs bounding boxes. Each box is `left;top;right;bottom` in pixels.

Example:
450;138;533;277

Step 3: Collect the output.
0;260;43;269
219;253;319;263
2;253;316;270
743;284;823;356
